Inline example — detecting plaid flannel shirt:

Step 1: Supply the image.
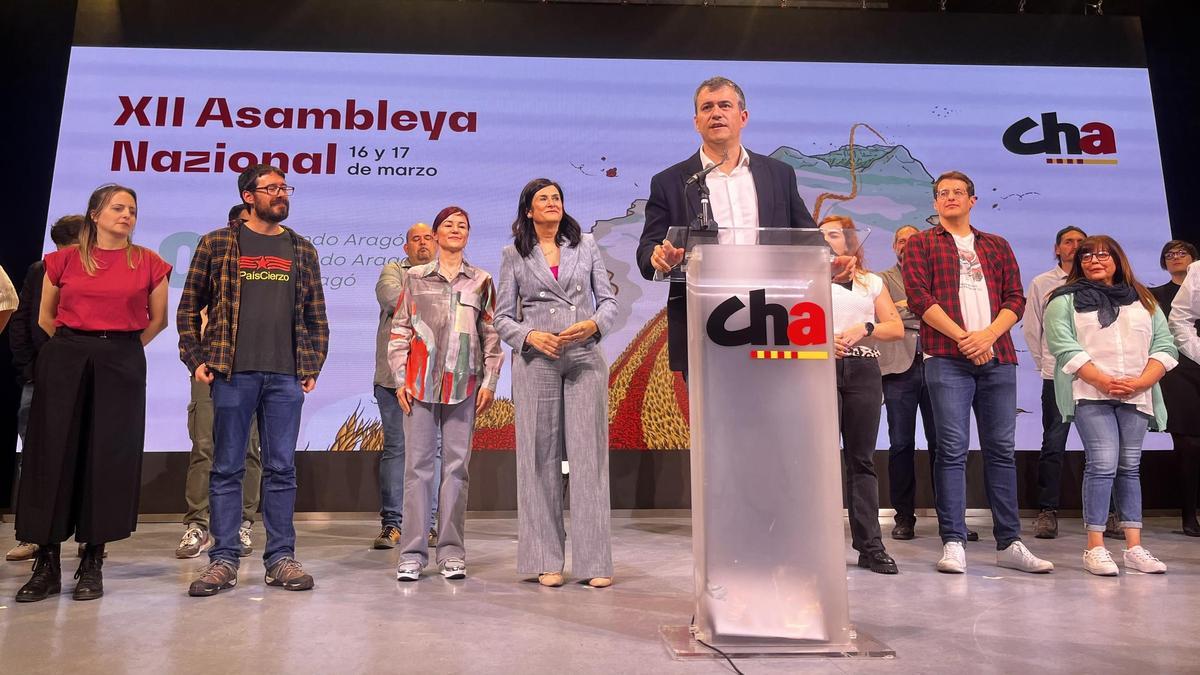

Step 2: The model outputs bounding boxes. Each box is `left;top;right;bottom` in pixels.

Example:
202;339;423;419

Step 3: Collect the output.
902;224;1026;365
177;222;329;379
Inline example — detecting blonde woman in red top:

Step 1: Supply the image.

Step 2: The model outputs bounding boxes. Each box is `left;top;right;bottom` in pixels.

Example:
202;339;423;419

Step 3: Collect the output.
15;184;170;603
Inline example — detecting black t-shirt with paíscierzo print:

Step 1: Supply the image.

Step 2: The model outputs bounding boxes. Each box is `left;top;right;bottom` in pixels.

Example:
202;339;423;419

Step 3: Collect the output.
233;227;297;375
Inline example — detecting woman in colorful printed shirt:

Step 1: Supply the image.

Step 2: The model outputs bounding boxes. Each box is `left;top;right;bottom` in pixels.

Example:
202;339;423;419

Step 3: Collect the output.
389;206;503;582
1045;235;1177;576
820;215;904;575
495;178;619;588
16;184;171;602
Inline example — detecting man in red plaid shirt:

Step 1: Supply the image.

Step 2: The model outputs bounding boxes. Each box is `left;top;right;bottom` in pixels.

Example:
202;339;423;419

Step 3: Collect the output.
903;170;1054;575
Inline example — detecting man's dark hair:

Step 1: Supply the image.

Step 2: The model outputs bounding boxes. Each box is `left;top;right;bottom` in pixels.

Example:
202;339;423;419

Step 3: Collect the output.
227;203;250;224
1055;226;1086;247
49;214;84;247
694;76;746;113
1159;239;1198;270
237;163;286;198
933;170;975;197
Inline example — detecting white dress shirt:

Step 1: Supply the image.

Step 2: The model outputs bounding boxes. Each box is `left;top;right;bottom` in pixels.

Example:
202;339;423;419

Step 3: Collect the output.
1063;301;1179;419
699;146;759;245
1023;264;1070;379
1169;260;1200;363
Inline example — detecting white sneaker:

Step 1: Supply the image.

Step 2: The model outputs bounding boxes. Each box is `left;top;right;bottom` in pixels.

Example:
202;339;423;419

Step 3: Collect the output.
1083;546;1119;576
936;541;966;574
239;521;254;558
440;558;467;580
997;540;1054;573
1123;546;1166;574
396;560;422;582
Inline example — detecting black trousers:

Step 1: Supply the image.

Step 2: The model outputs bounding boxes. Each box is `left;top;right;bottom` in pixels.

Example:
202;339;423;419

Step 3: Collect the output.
881;354;938;520
836;356;885;555
1174;433;1200;524
1035;378;1073;510
16;330;147;545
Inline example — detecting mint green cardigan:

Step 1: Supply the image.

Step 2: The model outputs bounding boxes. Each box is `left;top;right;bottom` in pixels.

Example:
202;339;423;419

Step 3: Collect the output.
1042;293;1177;431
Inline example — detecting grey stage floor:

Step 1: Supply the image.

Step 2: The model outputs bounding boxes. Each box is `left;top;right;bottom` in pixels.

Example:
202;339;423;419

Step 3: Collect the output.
1;515;1198;674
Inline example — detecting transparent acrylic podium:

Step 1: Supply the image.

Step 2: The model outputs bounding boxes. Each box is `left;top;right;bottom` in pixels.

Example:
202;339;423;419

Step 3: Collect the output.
658;227;894;661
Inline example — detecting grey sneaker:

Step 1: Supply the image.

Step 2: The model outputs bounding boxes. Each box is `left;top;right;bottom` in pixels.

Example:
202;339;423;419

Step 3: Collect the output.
265;557;315;591
238;521;253;558
936;541;966;574
176;526;211;559
396;560;422;582
440;558;467;579
997;540;1054;573
6;542;39;561
189;560;238;596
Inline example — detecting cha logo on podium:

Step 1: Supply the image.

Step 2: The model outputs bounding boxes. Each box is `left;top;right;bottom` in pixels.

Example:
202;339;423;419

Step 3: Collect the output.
1002;112;1118;166
705;289;830;361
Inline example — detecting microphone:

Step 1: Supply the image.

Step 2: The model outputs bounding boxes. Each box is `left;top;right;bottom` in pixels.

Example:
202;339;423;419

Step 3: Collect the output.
685;152;728;186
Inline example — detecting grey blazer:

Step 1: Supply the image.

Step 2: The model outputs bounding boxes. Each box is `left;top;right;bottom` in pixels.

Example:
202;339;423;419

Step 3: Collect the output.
495;234;619;352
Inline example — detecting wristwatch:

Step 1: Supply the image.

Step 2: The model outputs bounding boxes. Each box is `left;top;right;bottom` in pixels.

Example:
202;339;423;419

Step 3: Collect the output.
864;321;875;336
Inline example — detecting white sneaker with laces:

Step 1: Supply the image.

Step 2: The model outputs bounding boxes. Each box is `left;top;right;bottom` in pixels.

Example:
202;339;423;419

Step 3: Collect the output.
396;560;422;582
1123;545;1166;574
997;540;1054;573
936;541;966;574
1083;546;1119;576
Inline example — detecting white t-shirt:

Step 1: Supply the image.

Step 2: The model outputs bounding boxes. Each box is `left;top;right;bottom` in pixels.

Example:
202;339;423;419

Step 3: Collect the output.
831;272;883;333
953;232;992;332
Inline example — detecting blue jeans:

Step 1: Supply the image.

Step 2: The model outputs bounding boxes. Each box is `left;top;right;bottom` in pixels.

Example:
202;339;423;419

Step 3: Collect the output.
924;357;1021;549
1036;378;1073;510
882;355;938;520
210;372;303;567
1073;400;1149;531
375;385;440;530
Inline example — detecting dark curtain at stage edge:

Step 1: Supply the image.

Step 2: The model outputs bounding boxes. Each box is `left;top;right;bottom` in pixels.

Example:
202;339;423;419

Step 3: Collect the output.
0;0;78;510
1143;4;1200;248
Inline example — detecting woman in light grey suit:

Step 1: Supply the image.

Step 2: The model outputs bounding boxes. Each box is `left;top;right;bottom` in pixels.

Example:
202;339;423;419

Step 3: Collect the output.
495;178;619;588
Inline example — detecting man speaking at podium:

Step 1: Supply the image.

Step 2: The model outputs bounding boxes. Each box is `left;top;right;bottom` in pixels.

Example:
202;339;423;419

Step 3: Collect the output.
636;76;818;375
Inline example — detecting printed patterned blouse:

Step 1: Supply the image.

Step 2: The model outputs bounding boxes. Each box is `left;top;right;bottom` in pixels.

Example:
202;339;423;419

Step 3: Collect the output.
387;259;503;405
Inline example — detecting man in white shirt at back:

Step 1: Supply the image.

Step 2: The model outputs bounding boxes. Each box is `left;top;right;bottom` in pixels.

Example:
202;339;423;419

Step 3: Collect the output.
1021;226;1085;539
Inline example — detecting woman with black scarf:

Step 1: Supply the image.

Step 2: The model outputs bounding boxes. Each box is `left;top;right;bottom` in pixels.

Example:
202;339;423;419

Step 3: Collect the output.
1044;235;1177;576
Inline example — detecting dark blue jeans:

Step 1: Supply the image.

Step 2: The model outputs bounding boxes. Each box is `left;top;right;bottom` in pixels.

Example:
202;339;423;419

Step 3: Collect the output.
1036;378;1073;511
375;384;440;530
210;372;303;567
924;357;1022;550
882;355;938;520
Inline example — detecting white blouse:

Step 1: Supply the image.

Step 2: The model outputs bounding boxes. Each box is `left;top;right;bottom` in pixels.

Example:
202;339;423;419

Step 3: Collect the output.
1063;302;1178;418
832;272;883;333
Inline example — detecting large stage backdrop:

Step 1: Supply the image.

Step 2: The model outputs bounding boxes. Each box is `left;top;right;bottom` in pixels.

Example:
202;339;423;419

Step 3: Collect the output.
42;46;1171;455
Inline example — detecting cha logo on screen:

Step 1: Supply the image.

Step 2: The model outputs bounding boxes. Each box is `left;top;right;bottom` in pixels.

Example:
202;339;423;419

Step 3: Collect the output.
1002;112;1117;166
705;290;830;361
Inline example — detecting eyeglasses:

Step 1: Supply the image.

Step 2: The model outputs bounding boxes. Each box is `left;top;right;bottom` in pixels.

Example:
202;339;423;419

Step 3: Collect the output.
254;184;295;196
1080;251;1112;263
935;189;971;200
1165;250;1192;260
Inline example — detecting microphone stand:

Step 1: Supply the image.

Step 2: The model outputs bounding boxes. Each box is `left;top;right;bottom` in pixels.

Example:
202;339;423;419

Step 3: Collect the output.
693;174;713;231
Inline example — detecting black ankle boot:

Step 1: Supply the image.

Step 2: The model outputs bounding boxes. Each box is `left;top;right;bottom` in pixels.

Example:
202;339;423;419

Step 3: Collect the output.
16;543;62;603
73;543;105;601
